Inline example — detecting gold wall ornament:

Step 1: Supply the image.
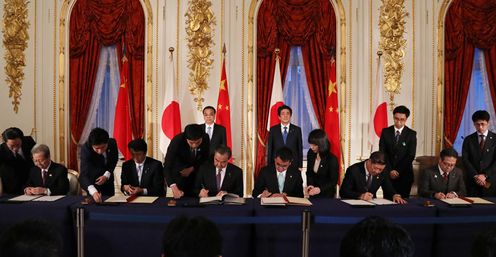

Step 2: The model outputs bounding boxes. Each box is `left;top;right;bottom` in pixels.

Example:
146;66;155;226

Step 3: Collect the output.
185;0;216;110
2;0;30;113
379;0;408;110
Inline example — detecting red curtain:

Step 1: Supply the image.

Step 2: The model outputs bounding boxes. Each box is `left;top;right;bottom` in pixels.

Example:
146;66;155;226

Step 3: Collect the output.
256;0;336;176
69;0;144;169
444;0;496;147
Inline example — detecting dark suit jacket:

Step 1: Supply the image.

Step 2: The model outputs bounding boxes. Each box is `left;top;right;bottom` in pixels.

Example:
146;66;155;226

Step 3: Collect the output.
25;162;69;195
339;160;398;200
252;165;303;197
163;132;210;196
0;136;36;195
121;157;164;196
462;131;496;196
418;165;466;198
306;150;339;198
194;162;243;197
201;123;227;155
379;125;417;197
267;124;303;168
79;138;118;196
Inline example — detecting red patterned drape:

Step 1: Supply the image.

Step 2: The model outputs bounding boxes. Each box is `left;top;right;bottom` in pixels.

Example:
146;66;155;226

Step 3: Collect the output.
256;0;336;176
69;0;144;169
444;0;496;147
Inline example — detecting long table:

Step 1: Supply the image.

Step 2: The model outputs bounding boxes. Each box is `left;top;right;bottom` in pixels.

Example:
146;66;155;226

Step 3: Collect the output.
2;196;496;257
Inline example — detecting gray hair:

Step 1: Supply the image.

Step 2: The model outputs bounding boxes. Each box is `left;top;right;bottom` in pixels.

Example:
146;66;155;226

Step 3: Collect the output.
31;144;51;158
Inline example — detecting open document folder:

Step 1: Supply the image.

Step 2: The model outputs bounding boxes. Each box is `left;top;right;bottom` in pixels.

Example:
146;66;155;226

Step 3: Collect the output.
105;195;158;204
341;198;396;207
261;196;312;206
199;193;246;205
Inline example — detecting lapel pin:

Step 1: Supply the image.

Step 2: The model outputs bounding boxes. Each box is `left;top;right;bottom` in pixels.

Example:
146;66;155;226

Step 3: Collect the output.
402;142;406;146
434;175;437;178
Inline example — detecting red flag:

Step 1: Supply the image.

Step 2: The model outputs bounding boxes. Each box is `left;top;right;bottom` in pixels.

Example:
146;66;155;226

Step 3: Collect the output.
159;50;182;156
113;54;133;160
324;60;342;184
368;54;388;151
267;56;284;130
216;59;232;151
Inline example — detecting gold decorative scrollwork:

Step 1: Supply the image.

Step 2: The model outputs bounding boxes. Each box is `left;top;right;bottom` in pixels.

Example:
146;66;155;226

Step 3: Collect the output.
3;0;30;113
379;0;408;109
185;0;216;110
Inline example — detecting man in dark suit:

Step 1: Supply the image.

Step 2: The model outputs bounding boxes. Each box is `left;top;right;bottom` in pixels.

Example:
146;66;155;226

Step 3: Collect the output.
195;145;243;197
340;151;407;204
463;110;496;196
201;106;227;155
80;128;118;203
24;144;69;196
419;148;466;199
253;147;303;197
121;139;164;196
0;127;36;195
379;105;417;198
267;105;303;169
164;124;210;198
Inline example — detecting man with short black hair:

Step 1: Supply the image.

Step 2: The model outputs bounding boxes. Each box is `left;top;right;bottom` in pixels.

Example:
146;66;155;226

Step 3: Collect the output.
266;105;303;170
195;145;243;197
163;124;210;198
379;105;417;198
0;219;62;257
340;216;415;257
340;151;407;204
201;106;227;155
463;110;496;196
252;147;303;197
121;139;164;196
419;148;466;199
80;128;118;203
24;144;69;196
162;216;222;257
0;127;36;195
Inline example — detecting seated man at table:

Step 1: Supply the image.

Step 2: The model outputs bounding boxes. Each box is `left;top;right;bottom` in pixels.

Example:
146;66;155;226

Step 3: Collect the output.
80;128;118;203
121;139;164;196
195;145;243;197
163;124;210;198
24;144;69;196
162;216;222;257
0;219;62;257
252;147;303;198
0;127;36;195
418;148;466;199
340;151;407;204
340;216;414;257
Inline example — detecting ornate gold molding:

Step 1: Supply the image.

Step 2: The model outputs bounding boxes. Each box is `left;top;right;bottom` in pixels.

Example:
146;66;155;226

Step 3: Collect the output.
185;0;216;110
379;0;408;110
3;0;30;113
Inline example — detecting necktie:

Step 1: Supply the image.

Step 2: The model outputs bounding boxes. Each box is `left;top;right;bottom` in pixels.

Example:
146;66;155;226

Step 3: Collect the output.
442;172;449;181
395;130;401;144
216;169;222;191
42;169;48;186
191;148;197;160
277;172;285;193
207;126;212;140
137;164;143;186
480;135;486;152
366;174;372;190
283;127;288;144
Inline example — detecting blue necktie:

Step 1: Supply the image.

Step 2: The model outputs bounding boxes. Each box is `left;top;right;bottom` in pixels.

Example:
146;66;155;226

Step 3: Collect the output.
395;130;400;144
283;127;288;144
277;172;285;193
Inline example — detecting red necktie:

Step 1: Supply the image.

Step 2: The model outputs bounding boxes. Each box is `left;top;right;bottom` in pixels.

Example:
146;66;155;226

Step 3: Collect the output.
42;169;48;186
442;172;448;181
216;169;222;191
480;135;486;152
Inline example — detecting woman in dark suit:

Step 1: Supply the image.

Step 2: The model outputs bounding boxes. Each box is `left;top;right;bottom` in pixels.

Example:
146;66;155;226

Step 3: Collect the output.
306;129;339;198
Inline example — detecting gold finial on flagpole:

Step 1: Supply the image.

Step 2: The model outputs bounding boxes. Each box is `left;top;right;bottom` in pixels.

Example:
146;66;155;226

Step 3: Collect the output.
274;48;280;60
222;43;227;56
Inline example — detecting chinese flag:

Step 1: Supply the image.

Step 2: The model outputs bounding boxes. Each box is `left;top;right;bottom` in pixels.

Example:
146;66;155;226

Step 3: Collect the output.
113;54;133;160
216;59;233;151
324;60;342;184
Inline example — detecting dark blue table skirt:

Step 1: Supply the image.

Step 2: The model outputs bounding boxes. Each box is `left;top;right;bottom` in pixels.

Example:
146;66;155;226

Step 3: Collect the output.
72;197;254;257
253;198;437;257
0;195;82;257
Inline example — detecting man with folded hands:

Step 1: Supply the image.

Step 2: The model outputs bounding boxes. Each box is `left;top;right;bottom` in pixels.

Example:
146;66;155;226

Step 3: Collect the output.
252;147;303;198
418;148;466;199
340;151;407;204
195;145;243;198
121;139;164;196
